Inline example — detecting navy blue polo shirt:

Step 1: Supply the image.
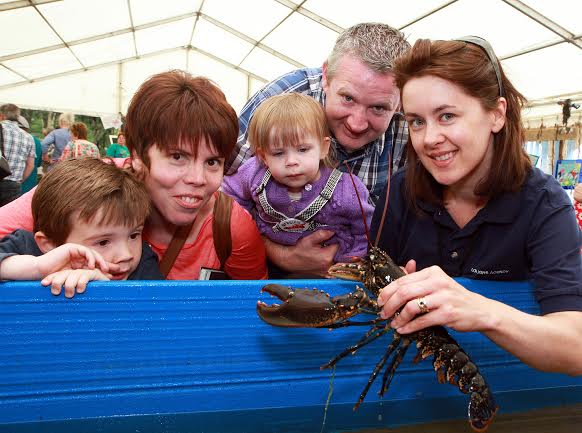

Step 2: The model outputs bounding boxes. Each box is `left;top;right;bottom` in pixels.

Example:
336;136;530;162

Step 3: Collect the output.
371;167;582;315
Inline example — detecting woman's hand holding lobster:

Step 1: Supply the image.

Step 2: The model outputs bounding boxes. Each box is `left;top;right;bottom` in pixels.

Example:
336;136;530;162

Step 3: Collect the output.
377;264;496;335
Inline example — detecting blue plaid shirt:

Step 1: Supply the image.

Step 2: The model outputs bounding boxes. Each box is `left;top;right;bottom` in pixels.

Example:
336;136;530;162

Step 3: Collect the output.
0;120;35;183
225;67;408;205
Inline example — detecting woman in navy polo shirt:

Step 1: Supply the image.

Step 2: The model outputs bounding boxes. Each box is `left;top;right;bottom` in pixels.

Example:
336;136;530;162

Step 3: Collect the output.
373;37;582;375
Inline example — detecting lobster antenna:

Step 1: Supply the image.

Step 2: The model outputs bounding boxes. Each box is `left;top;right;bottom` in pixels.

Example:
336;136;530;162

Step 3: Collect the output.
343;161;371;245
373;148;393;248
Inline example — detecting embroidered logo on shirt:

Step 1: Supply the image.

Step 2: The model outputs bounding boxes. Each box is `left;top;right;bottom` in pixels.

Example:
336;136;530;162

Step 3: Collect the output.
470;268;509;276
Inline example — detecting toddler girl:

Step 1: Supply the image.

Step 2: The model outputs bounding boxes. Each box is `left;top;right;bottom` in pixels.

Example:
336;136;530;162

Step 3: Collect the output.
222;93;373;265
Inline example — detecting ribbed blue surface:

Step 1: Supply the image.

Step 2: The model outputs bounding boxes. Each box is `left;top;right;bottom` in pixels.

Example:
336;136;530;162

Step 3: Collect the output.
0;278;581;433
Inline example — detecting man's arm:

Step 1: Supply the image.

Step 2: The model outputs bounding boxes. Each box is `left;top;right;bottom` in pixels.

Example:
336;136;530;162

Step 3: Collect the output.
225;91;268;175
41;131;54;158
225;69;313;174
22;156;34;182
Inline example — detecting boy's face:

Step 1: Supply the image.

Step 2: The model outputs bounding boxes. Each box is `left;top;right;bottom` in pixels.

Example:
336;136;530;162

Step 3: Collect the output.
65;212;143;280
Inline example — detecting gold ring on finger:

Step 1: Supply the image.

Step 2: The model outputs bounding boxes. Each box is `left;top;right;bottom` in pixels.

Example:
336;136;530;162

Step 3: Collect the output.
416;297;430;314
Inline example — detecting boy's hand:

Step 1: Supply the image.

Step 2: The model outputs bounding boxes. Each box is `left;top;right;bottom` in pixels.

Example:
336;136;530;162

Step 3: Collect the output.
35;243;110;277
41;268;110;298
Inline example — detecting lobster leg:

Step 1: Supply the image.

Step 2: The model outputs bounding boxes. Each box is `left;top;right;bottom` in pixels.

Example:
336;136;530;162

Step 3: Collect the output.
321;323;390;369
323;317;385;329
354;332;402;410
379;336;412;397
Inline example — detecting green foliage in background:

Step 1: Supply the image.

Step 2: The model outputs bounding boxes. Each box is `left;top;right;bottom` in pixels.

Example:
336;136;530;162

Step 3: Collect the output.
19;108;119;155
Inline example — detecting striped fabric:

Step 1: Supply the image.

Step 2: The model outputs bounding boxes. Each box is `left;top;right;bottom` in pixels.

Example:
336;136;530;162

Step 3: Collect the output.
0;120;35;183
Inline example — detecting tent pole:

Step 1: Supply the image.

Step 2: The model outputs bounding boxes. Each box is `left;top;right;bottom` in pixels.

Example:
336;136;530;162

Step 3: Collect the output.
117;63;123;116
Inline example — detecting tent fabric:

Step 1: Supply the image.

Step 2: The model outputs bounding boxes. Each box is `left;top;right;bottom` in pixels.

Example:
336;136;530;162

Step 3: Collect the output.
0;0;580;127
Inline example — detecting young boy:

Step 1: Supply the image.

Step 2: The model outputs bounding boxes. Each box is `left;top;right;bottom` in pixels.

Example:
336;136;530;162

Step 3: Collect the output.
0;158;163;297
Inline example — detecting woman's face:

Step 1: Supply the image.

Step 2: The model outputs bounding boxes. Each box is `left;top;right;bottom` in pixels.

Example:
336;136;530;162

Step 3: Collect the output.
403;75;505;192
135;138;225;227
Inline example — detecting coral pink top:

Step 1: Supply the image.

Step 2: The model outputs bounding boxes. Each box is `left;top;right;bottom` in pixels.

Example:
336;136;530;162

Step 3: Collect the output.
146;199;267;280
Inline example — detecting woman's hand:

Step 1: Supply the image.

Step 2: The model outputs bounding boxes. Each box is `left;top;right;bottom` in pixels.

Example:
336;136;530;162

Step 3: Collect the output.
377;265;496;334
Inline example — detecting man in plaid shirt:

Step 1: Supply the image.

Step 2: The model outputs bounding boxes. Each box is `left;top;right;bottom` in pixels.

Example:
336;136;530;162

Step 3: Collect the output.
225;23;410;276
0;104;35;207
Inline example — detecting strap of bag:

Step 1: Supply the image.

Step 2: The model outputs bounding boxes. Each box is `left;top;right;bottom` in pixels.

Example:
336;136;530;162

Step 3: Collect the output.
158;191;233;277
158;222;193;277
257;168;342;232
212;191;233;270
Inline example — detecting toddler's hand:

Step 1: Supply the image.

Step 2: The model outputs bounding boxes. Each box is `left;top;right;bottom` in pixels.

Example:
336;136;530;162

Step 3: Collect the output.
35;243;109;277
41;268;110;298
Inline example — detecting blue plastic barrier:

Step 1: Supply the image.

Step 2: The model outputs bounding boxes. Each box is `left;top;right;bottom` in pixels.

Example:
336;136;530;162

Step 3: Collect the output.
1;278;581;433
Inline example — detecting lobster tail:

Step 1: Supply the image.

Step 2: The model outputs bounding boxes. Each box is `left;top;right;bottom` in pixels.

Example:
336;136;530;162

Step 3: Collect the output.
418;327;498;432
468;385;498;432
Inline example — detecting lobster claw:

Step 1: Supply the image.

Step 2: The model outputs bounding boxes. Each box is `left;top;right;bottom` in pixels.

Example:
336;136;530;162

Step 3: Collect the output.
257;284;337;328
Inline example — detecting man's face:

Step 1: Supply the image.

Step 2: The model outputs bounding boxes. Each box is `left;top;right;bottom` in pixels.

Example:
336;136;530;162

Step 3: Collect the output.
322;54;400;152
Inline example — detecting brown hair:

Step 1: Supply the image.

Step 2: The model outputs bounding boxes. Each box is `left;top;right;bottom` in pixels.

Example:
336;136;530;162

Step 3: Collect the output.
124;70;238;169
0;103;20;121
393;38;531;206
249;93;335;168
32;158;151;245
69;122;88;140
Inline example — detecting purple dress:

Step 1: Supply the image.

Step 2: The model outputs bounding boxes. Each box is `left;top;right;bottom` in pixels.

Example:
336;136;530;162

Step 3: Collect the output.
222;157;373;262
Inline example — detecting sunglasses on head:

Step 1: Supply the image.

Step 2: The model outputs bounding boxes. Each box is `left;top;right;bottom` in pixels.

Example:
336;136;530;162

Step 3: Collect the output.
455;36;504;98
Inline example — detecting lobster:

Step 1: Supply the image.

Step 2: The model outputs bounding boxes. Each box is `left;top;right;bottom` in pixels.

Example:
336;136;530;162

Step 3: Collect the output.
256;246;498;432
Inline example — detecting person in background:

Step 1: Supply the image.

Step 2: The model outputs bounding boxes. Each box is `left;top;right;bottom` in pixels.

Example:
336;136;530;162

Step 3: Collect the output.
59;122;100;160
372;37;582;376
0;70;267;280
0;104;35;206
16;115;43;193
42;112;73;169
0;158;163;297
225;22;410;277
106;128;130;158
222;93;373;277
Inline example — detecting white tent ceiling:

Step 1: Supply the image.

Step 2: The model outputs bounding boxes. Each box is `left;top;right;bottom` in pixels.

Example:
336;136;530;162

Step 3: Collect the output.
1;0;581;128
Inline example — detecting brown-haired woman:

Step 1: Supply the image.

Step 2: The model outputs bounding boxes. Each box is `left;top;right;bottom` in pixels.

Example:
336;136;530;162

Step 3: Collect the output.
372;38;582;375
0;70;267;280
60;122;100;160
